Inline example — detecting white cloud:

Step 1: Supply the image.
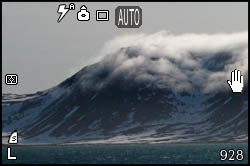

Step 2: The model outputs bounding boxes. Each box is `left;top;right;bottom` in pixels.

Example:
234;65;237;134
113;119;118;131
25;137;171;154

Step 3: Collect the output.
81;31;248;93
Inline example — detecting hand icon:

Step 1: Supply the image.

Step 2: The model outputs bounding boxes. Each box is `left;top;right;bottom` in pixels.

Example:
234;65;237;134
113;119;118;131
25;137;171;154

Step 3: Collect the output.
227;69;244;93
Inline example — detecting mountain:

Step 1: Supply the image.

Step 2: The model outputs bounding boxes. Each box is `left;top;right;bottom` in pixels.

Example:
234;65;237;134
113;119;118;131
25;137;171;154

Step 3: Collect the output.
2;47;248;145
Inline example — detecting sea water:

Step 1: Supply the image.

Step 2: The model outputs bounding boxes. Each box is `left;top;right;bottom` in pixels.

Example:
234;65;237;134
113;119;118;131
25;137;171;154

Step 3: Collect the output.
2;143;248;164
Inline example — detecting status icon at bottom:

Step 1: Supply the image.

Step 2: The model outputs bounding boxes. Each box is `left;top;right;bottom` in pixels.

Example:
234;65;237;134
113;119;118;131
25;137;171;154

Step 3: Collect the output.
7;130;18;160
7;147;17;160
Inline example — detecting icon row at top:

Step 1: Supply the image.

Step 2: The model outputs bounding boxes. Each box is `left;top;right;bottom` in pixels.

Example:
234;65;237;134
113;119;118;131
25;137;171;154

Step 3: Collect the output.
57;3;109;23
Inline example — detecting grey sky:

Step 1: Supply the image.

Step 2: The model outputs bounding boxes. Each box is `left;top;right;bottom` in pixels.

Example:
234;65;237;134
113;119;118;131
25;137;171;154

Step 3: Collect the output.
2;2;248;94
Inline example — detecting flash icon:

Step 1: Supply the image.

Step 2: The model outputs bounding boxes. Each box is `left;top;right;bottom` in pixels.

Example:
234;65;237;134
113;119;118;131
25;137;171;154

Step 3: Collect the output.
57;3;75;23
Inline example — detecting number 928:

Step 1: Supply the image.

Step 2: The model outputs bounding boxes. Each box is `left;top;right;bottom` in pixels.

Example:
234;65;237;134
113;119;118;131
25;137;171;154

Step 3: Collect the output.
220;149;244;161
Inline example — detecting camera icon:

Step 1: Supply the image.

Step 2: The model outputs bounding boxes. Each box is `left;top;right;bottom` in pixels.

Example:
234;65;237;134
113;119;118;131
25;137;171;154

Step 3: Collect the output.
5;74;18;85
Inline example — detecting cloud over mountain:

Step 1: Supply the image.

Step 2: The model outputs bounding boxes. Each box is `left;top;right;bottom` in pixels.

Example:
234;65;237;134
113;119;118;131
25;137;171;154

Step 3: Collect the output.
3;31;248;145
88;31;248;93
